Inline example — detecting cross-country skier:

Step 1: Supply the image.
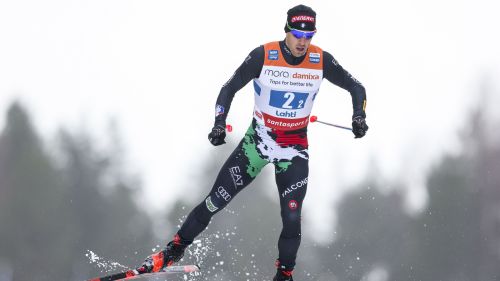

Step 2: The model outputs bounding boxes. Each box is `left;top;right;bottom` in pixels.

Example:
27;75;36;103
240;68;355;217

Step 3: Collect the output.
141;4;368;281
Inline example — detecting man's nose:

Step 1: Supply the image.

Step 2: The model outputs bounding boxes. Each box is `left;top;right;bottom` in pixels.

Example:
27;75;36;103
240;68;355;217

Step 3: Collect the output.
298;37;307;44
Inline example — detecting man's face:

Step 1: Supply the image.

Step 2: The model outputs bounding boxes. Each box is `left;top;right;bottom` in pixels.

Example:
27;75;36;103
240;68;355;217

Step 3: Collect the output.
285;32;313;57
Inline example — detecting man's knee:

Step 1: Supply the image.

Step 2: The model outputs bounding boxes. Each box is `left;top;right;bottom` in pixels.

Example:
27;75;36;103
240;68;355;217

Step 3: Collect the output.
283;210;301;224
281;207;302;236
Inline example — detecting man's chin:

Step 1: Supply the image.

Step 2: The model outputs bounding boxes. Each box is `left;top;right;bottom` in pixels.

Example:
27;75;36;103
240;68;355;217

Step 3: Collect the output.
294;51;306;57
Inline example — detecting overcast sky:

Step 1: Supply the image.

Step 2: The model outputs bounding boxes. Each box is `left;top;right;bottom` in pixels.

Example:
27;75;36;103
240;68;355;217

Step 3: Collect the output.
1;0;499;241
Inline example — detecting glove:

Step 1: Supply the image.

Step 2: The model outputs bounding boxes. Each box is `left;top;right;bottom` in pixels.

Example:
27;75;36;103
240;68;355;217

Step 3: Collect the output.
208;124;226;146
352;116;369;138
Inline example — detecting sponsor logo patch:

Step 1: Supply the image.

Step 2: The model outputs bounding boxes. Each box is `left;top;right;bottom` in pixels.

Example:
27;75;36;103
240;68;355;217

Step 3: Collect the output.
205;196;218;212
281;177;308;198
264;69;289;78
293;72;320;79
229;166;243;189
309;52;320;63
215;186;232;202
268;50;279;60
291;15;315;23
264;69;319;80
216;104;225;116
288;200;299;210
263;113;309;131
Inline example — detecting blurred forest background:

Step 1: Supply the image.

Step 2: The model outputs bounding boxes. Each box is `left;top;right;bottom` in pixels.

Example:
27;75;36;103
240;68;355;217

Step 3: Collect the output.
1;82;499;281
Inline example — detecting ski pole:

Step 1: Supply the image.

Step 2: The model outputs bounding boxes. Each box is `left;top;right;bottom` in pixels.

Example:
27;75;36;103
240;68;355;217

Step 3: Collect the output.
88;264;200;281
309;115;352;131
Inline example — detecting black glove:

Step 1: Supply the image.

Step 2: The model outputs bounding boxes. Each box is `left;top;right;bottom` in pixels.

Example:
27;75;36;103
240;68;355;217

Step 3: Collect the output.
352;116;369;138
208;124;226;146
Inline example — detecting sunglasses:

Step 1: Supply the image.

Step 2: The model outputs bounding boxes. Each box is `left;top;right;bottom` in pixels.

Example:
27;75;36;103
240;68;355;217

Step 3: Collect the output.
287;23;316;39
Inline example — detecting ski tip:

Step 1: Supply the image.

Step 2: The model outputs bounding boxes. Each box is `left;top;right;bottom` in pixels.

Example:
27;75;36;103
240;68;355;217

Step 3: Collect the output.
185;264;200;272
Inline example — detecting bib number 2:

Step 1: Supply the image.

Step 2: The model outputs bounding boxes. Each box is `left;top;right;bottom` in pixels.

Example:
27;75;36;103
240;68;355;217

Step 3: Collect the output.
270;90;308;110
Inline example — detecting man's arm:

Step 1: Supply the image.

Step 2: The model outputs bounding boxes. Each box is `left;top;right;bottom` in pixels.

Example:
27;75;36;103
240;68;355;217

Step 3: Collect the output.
208;46;264;146
214;46;265;127
323;51;366;119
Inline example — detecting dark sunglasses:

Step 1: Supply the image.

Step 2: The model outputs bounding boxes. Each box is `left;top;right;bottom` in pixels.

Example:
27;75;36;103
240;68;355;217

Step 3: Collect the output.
287;23;316;39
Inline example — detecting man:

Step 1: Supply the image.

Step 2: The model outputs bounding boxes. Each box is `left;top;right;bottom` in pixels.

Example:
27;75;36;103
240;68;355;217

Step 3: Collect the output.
142;4;368;281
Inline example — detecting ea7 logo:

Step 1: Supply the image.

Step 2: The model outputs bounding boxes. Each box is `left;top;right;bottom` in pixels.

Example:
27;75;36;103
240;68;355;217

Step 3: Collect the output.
229;166;243;188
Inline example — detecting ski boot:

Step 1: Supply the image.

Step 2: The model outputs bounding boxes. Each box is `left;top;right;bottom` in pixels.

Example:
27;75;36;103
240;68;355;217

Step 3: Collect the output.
273;260;294;281
141;234;189;273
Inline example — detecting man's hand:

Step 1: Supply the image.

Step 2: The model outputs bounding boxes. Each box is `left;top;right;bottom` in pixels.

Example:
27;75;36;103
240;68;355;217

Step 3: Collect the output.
352;116;369;138
208;124;226;146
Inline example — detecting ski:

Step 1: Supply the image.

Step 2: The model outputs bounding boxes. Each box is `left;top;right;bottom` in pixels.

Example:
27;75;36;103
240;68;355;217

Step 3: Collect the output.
88;264;200;281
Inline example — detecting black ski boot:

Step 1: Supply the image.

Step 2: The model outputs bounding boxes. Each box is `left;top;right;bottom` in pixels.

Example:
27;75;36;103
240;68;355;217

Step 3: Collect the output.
142;234;189;273
273;260;294;281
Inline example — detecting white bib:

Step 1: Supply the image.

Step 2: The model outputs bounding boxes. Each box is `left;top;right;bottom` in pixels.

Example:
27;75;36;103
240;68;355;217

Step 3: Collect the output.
252;42;323;131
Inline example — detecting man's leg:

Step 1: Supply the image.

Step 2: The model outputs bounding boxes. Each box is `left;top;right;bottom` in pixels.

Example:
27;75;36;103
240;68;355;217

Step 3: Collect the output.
142;136;268;273
274;156;309;273
177;133;269;244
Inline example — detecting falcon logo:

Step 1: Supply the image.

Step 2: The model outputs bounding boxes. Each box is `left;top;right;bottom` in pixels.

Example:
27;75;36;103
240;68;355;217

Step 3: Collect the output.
281;177;308;198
